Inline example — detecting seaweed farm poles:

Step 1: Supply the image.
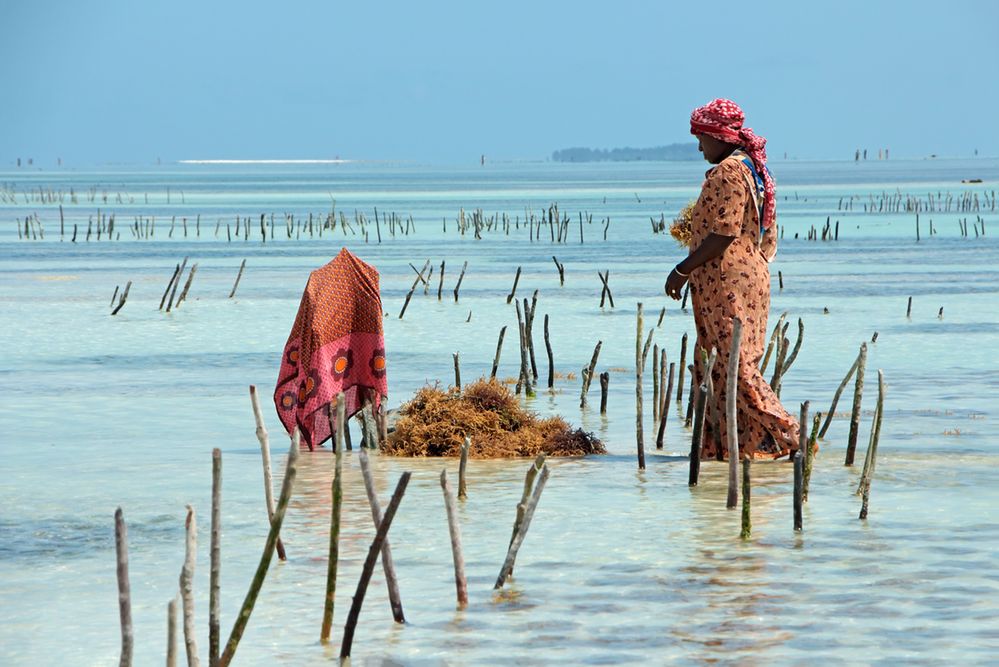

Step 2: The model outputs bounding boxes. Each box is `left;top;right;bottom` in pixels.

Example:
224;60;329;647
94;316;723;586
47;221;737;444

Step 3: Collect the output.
858;370;886;519
845;343;868;465
180;506;199;667
689;382;708;486
209;450;222;667
580;341;602;408
740;459;752;540
544;314;554;390
114;508;133;667
635;303;650;470
496;461;550;589
725;317;743;509
490;326;507;380
340;472;411;661
358;449;406;623
320;394;345;644
220;436;300;667
440;470;468;608
676;333;688;402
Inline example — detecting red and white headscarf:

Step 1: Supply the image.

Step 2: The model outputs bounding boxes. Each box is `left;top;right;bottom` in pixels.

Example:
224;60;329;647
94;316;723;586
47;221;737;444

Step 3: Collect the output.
690;98;776;229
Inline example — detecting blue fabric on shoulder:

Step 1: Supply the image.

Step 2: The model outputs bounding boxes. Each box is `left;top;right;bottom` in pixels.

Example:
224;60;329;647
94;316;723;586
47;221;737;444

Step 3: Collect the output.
740;157;770;232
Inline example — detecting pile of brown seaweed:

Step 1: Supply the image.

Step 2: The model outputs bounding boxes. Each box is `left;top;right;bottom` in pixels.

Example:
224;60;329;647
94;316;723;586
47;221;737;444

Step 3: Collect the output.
383;379;605;458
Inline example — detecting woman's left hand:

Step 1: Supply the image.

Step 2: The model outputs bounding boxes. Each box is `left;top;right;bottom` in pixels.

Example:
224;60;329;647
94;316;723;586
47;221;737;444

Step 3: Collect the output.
665;268;687;300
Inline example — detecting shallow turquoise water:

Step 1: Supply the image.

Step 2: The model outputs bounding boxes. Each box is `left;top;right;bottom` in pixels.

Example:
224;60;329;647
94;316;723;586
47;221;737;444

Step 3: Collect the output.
1;159;997;665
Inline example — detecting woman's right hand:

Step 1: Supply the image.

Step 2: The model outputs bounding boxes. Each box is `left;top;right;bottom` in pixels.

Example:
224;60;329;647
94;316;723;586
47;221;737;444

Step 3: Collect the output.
665;267;687;300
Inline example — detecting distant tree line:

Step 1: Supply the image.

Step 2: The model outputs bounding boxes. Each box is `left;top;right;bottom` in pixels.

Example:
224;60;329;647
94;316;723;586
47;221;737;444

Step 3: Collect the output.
551;142;700;162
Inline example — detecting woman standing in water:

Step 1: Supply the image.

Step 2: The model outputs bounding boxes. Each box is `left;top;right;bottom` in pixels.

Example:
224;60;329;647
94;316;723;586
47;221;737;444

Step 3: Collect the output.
664;98;799;459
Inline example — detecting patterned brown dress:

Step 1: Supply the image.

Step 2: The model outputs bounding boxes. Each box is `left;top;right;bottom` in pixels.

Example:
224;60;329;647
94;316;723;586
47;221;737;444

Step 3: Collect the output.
688;152;799;460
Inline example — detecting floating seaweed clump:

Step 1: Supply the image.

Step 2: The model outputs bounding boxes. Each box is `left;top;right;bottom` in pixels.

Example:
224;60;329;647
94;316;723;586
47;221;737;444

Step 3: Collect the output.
383;379;605;458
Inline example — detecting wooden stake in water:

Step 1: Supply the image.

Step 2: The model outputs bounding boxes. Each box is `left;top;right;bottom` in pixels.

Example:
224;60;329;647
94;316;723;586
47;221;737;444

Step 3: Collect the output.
599;371;609;414
740;458;751;540
358;449;406;623
167;597;178;667
453;260;468;302
496;464;551;589
228;258;246;299
458;437;470;499
636;303;647;470
453;352;461;390
579;341;602;408
114;508;133;667
845;343;868;465
440;470;468;608
544;314;554;389
793;451;803;531
676;332;688;402
220;436;299;667
689;383;707;486
249;385;286;559
340;472;412;660
180;505;199;667
209;450;222;667
656;361;674;449
803;412;820;502
490;325;507;380
726;318;743;508
858;371;886;518
320;394;345;644
507;266;522;304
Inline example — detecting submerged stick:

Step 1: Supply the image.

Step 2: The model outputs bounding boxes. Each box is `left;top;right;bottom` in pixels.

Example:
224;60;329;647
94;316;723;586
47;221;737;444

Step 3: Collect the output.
358;449;406;623
544;314;554;389
579;341;602;408
209;450;222;667
636;303;646;470
440;470;468;608
437;260;445;300
228;259;246;299
858;370;886;520
818;349;862;439
507;266;522;304
599;371;609;414
159;264;181;311
689;383;707;486
656;361;674;449
676;333;688;402
180;506;199;667
793;451;803;531
249;385;286;559
490;326;507;379
320;394;345;644
803;412;820;502
453;352;461;390
111;280;131;316
458;437;470;499
453;260;468;302
167;597;178;667
340;472;412;660
726;318;743;508
740;458;751;540
845;343;868;465
115;508;133;667
495;464;551;589
219;437;300;667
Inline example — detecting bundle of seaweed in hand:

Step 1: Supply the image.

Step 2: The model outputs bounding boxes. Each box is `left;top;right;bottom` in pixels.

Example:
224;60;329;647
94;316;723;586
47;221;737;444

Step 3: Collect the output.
383;379;605;458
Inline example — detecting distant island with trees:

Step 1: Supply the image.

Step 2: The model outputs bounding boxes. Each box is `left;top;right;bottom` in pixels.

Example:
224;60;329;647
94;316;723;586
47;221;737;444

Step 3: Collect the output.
551;142;700;162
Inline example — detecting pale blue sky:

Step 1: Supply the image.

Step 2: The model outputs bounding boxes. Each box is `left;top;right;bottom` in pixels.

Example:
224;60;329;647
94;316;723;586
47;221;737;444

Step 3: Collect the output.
2;0;996;165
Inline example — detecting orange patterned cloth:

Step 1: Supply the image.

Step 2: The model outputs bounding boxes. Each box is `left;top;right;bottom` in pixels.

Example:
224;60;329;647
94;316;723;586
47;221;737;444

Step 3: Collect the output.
274;248;387;450
688;154;799;460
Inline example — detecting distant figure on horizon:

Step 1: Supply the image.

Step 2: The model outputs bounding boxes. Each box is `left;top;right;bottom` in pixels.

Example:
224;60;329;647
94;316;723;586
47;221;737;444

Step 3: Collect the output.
665;98;800;460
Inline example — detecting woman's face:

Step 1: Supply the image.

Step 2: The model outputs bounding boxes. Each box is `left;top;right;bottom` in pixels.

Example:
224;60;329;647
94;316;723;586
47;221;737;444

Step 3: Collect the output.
696;134;736;164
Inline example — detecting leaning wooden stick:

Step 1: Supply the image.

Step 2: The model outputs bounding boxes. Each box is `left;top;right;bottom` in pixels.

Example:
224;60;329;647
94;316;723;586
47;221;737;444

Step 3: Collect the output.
440;470;469;608
803;412;820;502
180;505;199;667
636;303;647;470
340;472;412;660
228;258;246;299
358;449;406;623
579;341;602;408
249;385;286;560
167;597;178;667
219;436;300;667
209;450;222;667
496;464;551;589
458;437;470;500
453;260;468;302
793;451;804;531
844;343;868;465
490;326;507;379
320;394;345;644
858;371;886;520
689;383;707;486
726;318;743;508
818;349;862;438
740;458;752;540
115;508;133;667
509;453;546;555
